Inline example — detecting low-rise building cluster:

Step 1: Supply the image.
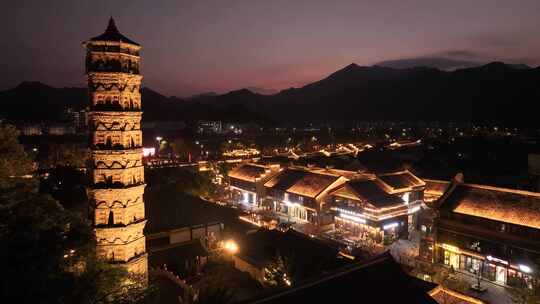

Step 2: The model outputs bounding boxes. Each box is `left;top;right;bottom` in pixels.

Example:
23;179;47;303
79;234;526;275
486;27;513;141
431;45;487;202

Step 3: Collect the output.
227;155;540;291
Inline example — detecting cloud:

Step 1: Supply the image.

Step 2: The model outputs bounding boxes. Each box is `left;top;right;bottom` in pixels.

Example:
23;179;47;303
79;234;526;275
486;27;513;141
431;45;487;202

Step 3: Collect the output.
465;33;521;48
436;49;485;60
375;57;483;71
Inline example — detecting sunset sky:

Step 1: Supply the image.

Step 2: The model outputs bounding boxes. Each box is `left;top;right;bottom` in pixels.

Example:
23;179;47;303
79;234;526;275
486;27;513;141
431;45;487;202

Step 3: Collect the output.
2;0;540;96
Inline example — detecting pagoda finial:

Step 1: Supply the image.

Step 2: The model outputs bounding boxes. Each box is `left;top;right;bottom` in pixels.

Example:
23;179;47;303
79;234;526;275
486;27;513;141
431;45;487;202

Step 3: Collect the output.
106;16;119;33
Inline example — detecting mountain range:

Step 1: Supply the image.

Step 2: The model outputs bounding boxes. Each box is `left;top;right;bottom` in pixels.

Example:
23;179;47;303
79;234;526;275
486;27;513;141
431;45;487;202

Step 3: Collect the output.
1;62;539;126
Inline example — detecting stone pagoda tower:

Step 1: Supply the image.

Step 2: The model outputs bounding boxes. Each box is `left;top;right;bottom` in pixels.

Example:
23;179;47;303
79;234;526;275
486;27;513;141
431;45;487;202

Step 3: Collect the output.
84;18;147;275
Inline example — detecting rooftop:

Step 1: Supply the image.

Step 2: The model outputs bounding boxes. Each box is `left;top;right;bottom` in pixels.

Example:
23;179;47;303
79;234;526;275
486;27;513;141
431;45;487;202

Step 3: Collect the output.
149;239;208;268
264;168;341;198
424;179;451;196
332;178;404;208
88;17;140;46
428;286;485;304
245;252;437;304
444;183;540;230
378;170;426;192
229;163;270;182
236;229;344;273
145;190;251;235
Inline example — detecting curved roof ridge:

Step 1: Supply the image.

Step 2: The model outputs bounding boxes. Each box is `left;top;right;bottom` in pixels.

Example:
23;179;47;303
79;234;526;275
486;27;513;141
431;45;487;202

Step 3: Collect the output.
461;183;540;198
88;17;140;46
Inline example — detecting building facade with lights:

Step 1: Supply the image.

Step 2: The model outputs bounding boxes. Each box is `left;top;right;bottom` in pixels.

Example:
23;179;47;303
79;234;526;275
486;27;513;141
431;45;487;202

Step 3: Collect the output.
433;182;540;288
327;171;425;245
328;178;410;244
263;167;348;225
84;18;147;275
228;163;281;208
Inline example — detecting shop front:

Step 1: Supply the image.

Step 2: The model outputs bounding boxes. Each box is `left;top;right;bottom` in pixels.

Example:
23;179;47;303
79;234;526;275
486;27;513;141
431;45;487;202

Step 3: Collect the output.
437;243;534;287
334;210;406;246
278;201;315;223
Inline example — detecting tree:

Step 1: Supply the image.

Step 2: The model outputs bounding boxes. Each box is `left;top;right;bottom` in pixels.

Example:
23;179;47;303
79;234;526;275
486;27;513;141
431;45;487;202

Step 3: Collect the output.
42;143;88;168
0;123;150;304
263;253;294;288
0;124;34;188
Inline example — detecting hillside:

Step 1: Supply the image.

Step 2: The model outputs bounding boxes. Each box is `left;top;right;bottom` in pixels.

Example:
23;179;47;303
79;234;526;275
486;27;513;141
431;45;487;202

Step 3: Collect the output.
2;62;539;126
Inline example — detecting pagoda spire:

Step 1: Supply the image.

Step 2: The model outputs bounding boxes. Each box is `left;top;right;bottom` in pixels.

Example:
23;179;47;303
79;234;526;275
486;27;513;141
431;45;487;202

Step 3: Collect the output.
106;16;119;33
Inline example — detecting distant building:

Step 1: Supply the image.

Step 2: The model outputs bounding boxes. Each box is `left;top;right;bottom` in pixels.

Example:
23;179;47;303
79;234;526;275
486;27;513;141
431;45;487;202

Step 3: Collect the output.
20;124;42;136
47;123;75;135
66;108;89;132
431;182;540;288
197;120;222;134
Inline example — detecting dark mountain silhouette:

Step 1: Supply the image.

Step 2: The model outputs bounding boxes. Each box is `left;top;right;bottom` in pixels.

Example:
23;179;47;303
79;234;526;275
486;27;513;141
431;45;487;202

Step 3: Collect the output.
1;62;539;126
0;83;267;124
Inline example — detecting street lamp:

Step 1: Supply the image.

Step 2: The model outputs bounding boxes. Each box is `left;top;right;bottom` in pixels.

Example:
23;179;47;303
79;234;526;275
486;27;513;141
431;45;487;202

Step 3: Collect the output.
224;239;238;254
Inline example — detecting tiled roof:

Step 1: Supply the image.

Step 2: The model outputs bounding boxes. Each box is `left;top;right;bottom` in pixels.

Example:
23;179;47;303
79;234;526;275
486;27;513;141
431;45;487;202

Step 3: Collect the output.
149;239;208;268
446;184;540;230
265;168;341;198
236;229;340;269
89;17;140;46
378;170;426;191
429;286;485;304
246;252;437;304
343;179;404;208
424;179;450;196
228;164;268;182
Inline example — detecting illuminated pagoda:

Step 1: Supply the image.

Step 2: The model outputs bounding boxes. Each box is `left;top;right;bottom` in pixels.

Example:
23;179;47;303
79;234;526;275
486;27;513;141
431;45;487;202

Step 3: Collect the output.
84;18;147;275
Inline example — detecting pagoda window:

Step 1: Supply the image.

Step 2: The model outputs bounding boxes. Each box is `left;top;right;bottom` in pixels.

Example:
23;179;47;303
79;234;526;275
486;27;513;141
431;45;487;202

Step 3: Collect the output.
105;136;112;147
108;211;114;226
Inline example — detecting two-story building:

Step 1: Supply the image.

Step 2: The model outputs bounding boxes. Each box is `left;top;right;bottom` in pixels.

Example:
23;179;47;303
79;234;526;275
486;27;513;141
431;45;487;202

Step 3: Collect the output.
264;167;348;225
328;178;409;245
433;182;540;288
377;170;426;230
228;163;280;208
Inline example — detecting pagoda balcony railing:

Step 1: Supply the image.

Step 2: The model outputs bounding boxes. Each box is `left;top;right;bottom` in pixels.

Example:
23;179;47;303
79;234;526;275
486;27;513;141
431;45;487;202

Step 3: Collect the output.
107;251;147;265
95;217;146;229
91;104;141;112
92;143;142;150
92;181;145;189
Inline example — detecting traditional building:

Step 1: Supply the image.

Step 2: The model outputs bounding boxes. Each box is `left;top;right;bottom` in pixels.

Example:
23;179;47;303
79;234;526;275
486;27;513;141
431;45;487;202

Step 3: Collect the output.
264;167;348;225
228;163;280;208
423;179;450;205
433;182;540;288
84;18;147;275
328;178;409;245
377;170;426;229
